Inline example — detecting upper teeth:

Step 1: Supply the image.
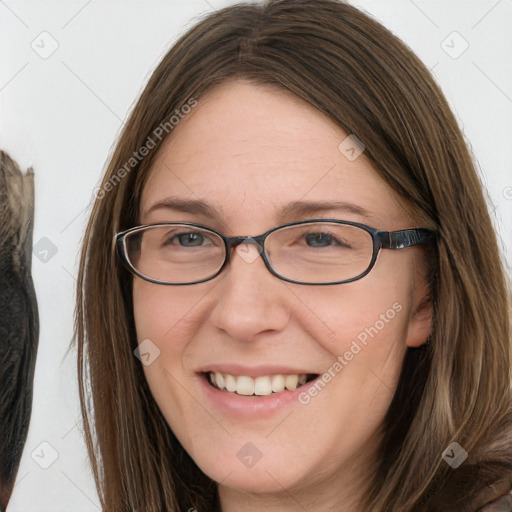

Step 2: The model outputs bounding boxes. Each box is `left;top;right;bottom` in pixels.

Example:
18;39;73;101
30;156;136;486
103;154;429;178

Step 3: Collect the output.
209;372;308;396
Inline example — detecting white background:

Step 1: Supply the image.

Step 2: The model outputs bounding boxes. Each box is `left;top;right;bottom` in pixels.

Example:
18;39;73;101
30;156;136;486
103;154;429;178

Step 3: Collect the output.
1;1;511;510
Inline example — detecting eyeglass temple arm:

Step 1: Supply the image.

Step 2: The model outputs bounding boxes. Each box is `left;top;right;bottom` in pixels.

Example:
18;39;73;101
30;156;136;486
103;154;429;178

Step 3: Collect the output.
380;228;436;250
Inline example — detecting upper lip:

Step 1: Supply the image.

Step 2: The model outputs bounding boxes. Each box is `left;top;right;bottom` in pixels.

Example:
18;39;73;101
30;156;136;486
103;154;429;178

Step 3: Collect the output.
196;364;319;378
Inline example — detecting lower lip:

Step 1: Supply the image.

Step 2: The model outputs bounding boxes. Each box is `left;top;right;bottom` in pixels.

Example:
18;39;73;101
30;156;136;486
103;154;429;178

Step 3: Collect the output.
196;373;318;419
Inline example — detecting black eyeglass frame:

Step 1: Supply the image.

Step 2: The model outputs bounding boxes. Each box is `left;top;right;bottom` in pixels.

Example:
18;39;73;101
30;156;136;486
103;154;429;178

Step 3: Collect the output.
115;219;436;286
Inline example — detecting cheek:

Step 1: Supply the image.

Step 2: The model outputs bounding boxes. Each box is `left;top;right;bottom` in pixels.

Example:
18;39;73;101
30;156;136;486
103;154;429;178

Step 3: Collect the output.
132;279;213;355
132;278;224;425
132;279;211;432
290;277;412;354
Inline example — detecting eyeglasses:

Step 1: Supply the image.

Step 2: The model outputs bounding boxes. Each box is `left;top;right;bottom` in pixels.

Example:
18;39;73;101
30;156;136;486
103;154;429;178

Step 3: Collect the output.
115;220;436;286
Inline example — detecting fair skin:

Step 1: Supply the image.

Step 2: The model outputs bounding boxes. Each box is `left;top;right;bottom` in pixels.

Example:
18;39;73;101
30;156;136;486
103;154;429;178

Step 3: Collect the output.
133;80;432;512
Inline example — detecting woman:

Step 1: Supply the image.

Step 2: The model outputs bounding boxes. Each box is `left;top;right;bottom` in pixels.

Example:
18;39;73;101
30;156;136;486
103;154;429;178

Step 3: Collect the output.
75;0;512;510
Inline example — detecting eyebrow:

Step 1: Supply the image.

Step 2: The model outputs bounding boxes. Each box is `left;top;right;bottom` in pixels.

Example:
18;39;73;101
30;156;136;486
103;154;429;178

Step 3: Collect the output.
142;197;374;223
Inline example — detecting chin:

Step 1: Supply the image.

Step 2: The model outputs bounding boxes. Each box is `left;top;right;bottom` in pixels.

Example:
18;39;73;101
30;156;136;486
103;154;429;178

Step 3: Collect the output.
194;448;307;494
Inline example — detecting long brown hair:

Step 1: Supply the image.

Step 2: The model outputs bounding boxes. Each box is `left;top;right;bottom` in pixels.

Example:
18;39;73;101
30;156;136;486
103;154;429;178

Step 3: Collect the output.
75;1;512;510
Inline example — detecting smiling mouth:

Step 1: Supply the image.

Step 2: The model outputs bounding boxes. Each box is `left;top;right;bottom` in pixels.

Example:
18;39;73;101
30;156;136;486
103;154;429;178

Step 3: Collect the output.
204;372;318;396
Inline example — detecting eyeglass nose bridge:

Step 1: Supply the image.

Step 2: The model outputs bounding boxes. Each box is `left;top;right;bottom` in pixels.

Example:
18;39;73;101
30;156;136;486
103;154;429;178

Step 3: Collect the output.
223;234;267;263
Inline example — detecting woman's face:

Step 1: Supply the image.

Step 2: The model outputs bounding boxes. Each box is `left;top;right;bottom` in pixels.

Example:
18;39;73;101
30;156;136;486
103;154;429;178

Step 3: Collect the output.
133;80;431;504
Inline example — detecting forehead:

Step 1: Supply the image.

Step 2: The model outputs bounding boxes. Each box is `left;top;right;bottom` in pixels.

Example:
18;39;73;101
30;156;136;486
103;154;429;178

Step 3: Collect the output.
140;80;410;229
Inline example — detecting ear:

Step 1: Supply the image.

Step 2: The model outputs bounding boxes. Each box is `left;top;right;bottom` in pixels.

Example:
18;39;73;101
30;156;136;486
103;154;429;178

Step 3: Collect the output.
406;273;433;348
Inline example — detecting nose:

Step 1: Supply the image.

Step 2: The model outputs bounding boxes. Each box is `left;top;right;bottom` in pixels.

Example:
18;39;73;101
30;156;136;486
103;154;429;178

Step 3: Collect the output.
209;242;291;342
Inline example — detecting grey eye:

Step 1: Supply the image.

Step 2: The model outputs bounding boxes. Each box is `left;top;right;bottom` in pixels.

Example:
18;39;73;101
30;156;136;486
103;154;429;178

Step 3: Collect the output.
305;233;333;247
168;232;207;246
